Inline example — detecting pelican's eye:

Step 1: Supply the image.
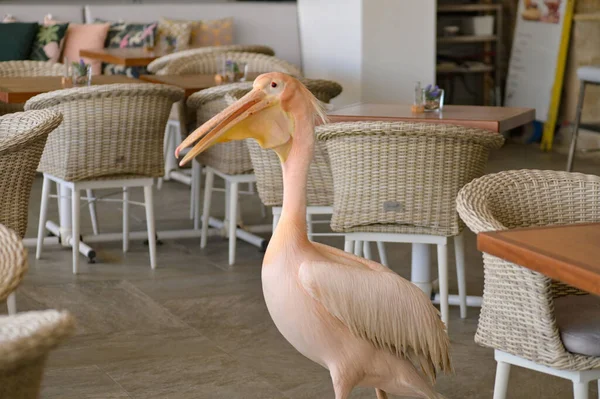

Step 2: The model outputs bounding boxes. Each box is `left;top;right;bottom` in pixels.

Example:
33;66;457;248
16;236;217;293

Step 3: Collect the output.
271;82;278;88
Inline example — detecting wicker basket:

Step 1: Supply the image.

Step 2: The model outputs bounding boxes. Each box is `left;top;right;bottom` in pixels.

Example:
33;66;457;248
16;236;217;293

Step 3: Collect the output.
317;122;504;236
186;79;343;177
147;45;275;74
0;224;27;304
159;51;302;77
0;110;63;238
25;84;184;181
0;61;64;117
0;310;75;399
457;169;600;371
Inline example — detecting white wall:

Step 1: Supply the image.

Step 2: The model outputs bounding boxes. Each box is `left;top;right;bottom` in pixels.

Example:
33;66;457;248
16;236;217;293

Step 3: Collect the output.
298;0;362;105
298;0;436;106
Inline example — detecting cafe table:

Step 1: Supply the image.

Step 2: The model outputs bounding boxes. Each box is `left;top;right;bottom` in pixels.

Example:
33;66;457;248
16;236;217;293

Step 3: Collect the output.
328;103;535;133
328;102;536;312
0;75;140;104
478;223;600;296
139;73;260;98
80;47;202;67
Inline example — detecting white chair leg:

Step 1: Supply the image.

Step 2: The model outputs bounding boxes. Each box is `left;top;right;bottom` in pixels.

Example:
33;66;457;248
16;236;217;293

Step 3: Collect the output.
228;181;239;266
596;380;599;399
574;381;589;399
122;187;129;253
436;243;449;326
454;232;467;319
36;175;51;260
86;189;99;235
261;203;267;219
189;172;195;220
201;168;214;249
55;182;61;220
7;292;16;315
376;241;388;267
272;211;280;232
143;185;157;270
71;188;80;275
492;361;511;399
307;213;314;241
192;160;202;230
363;241;372;260
163;122;174;181
354;240;363;257
344;239;354;253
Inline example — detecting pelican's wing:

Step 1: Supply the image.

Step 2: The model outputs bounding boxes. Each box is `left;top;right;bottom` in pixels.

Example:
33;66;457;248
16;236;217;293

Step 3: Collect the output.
298;259;452;382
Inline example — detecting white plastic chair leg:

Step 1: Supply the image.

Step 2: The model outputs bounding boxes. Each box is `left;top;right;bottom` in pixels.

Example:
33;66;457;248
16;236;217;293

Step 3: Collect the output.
192;160;202;230
574;381;589;399
272;211;280;232
189;171;195;220
344;240;354;253
376;242;388;267
201;169;214;249
307;213;314;241
492;361;511;399
86;189;99;235
228;181;239;266
363;241;372;260
122;187;129;253
436;243;449;326
55;182;61;220
7;292;16;315
353;240;363;257
36;175;51;260
454;232;467;319
71;188;80;274
143;185;157;270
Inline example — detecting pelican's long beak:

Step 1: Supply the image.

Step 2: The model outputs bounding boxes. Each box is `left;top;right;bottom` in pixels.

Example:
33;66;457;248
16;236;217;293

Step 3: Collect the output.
175;88;294;166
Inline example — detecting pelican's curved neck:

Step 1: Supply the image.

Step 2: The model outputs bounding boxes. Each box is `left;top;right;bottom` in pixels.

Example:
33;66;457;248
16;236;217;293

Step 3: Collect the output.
277;113;314;242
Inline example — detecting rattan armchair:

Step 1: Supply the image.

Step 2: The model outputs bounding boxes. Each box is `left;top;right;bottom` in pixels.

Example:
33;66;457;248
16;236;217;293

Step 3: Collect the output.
25;84;184;274
0;61;64;117
317;122;504;326
457;169;600;398
147;45;276;74
0;310;75;399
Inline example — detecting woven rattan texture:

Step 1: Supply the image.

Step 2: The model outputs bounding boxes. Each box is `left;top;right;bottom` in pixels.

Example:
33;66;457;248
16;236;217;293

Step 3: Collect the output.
186;79;342;177
0;310;75;399
25;84;184;181
317;122;504;236
0;224;27;303
0;61;64;117
159;52;302;77
457;169;600;370
147;45;275;74
0;110;63;238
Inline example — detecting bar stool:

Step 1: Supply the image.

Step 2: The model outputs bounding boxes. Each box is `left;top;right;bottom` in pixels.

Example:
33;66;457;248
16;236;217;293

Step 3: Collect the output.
567;66;600;172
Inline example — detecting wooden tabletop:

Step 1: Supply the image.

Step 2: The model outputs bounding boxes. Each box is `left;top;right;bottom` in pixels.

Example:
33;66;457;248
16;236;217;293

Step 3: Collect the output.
478;223;600;296
80;47;186;67
0;76;140;103
328;104;535;133
139;74;260;97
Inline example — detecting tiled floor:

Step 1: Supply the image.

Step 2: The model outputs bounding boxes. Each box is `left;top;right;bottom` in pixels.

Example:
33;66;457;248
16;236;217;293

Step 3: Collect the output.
4;142;600;398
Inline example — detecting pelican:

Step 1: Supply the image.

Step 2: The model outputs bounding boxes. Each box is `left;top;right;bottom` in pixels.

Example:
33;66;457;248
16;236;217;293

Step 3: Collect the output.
176;73;451;399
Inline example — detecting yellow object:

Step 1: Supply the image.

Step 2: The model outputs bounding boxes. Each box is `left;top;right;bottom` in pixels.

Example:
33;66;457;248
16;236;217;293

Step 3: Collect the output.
541;0;576;151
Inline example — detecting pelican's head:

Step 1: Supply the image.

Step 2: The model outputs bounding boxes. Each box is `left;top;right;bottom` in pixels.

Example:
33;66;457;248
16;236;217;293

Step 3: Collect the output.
176;72;326;166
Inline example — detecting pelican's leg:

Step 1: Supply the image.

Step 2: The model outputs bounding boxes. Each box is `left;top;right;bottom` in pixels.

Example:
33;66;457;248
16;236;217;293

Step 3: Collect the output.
375;388;388;399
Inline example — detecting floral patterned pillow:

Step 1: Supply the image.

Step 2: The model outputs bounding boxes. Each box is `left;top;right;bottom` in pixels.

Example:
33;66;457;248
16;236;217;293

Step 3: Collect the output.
162;17;233;47
29;23;69;62
101;20;157;78
157;18;192;51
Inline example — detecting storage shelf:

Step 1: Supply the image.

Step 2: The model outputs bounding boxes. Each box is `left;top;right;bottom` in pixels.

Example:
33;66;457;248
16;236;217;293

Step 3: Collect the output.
438;4;502;13
437;35;497;44
436;64;495;74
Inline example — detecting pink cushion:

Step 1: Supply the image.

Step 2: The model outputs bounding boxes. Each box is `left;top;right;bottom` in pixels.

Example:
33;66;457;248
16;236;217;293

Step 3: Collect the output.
62;23;110;75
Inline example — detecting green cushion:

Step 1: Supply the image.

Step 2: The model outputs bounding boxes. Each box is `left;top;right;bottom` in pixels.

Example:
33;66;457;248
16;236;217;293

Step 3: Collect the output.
29;23;69;62
0;23;39;61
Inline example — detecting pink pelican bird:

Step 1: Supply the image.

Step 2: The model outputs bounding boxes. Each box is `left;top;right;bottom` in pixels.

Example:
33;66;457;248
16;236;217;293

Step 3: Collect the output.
176;73;451;399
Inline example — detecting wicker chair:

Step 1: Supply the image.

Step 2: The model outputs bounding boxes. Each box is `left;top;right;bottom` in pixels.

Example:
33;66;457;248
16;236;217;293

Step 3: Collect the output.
186;79;342;265
0;61;64;117
457;169;600;399
317;121;504;326
147;45;276;74
25;84;184;274
0;224;27;316
0;310;75;399
0;110;61;314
